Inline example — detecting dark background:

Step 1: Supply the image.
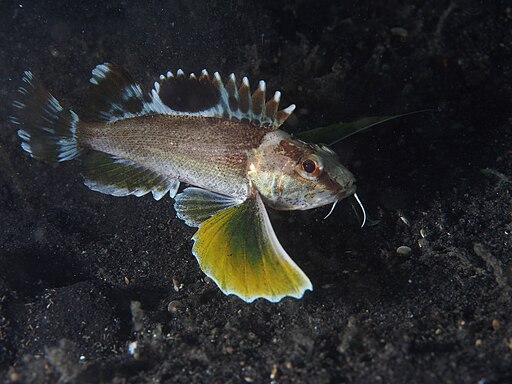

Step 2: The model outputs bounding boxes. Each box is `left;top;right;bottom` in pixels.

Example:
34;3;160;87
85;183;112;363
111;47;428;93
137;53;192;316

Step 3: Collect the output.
1;1;511;383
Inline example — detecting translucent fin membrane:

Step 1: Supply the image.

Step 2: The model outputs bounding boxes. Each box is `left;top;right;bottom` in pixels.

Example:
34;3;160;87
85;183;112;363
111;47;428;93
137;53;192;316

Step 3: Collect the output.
89;63;151;122
11;71;80;163
174;187;244;227
82;151;180;200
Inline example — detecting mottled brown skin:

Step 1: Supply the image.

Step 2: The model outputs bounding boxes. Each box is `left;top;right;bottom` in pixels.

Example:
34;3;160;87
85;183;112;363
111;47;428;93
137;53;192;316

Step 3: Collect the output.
278;139;304;161
78;115;273;199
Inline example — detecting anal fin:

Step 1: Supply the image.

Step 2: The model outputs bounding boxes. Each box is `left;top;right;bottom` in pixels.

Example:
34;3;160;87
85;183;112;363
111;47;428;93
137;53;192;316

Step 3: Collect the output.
83;151;179;200
190;193;312;303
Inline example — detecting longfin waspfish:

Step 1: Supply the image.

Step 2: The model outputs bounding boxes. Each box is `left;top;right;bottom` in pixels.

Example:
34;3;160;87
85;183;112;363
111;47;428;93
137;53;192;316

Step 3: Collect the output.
11;63;358;303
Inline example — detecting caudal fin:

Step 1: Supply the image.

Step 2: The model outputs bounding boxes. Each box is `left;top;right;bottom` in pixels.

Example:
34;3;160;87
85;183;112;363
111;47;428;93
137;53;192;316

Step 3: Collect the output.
10;71;81;163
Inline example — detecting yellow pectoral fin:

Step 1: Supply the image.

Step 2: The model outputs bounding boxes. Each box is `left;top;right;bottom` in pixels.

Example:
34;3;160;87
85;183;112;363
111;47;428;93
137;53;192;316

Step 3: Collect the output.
192;193;312;303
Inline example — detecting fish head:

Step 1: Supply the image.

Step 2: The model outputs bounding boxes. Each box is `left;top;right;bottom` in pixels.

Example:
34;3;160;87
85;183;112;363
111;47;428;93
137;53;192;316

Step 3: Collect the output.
247;131;356;210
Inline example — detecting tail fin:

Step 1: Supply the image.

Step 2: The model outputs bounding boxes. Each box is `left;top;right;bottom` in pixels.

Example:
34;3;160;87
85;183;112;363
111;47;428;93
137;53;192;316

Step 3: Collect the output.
10;71;81;163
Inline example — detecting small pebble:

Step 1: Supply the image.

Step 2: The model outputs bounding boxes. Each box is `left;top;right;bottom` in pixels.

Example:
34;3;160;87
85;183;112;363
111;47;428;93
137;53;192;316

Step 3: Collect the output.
396;246;412;255
9;371;20;382
492;319;500;331
399;214;410;226
172;276;182;292
128;341;141;359
168;300;182;313
270;364;279;380
390;27;408;38
224;346;234;354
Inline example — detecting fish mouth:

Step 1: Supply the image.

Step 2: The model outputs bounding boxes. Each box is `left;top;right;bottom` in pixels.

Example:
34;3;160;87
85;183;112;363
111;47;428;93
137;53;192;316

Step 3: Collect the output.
322;184;357;219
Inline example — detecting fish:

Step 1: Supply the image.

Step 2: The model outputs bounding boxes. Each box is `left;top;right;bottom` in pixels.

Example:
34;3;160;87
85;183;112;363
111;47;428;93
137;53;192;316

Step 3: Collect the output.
10;63;358;303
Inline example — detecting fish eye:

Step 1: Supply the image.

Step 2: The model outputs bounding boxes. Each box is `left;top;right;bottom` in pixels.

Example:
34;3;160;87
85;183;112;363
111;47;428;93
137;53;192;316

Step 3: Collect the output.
301;159;319;174
296;156;323;180
300;159;322;179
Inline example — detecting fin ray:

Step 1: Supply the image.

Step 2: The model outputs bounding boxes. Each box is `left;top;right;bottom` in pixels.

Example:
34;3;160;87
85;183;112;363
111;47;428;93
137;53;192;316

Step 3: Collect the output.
149;69;296;128
11;71;80;163
89;63;151;122
83;151;179;200
191;193;312;302
174;187;243;227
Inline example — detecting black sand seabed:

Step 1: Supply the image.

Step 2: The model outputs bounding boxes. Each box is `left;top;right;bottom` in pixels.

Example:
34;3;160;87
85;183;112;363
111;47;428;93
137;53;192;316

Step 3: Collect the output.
1;1;511;383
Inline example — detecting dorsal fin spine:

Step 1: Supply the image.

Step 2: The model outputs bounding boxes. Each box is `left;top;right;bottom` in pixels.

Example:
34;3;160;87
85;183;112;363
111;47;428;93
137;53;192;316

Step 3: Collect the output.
264;91;280;126
239;77;251;119
212;72;230;118
275;104;296;128
251;80;266;124
226;73;240;120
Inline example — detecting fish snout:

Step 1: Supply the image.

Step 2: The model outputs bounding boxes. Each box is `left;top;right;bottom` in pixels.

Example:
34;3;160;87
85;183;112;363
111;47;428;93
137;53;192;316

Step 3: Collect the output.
332;165;356;200
336;183;356;201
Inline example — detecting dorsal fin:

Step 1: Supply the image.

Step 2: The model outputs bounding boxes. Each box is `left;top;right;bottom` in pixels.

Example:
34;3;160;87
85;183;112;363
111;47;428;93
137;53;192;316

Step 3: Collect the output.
89;63;151;121
88;63;296;129
149;70;296;129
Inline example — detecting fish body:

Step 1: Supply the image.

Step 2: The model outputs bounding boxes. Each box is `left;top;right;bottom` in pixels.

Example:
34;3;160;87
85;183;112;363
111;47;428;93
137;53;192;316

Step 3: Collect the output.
79;115;267;199
11;63;356;303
